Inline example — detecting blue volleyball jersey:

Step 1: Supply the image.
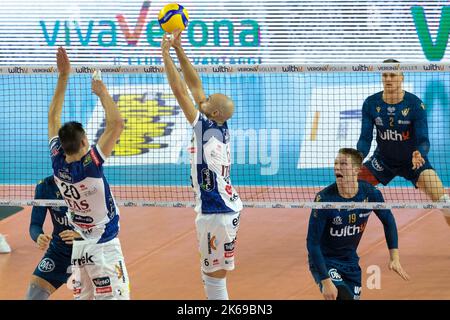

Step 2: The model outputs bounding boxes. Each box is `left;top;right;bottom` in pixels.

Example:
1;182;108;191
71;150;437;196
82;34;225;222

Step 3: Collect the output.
190;111;243;214
49;136;120;243
30;176;72;253
306;180;398;281
357;91;430;164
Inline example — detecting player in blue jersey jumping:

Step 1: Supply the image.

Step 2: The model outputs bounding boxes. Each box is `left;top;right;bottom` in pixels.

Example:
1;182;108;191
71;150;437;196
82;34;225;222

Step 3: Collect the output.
48;47;129;299
162;30;243;300
357;59;450;225
307;148;409;300
26;176;80;300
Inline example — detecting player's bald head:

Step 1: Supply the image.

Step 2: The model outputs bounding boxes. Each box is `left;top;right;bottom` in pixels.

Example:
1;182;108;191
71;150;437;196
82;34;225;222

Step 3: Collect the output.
210;93;234;121
201;93;235;123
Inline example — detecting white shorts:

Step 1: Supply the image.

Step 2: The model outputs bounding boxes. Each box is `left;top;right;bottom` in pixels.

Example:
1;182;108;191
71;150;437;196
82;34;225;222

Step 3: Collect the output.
195;212;240;273
71;237;130;300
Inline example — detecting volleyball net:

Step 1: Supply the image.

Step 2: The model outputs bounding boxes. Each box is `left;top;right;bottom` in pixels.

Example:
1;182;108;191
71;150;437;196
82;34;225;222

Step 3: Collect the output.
0;63;449;209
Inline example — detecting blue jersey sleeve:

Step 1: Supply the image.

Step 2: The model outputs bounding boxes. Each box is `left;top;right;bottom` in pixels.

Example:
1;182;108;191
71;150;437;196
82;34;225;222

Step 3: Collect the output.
371;188;398;249
412;101;430;157
357;99;374;158
306;206;329;281
30;182;48;242
49;136;64;164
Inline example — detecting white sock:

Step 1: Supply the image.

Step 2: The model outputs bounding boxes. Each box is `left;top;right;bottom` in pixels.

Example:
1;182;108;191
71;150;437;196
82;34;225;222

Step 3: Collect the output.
202;274;229;300
439;194;450;217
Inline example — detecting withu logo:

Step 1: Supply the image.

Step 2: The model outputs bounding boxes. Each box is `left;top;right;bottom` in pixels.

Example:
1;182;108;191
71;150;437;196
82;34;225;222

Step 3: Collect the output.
212;66;233;73
378;129;410;141
422;64;444;71
330;223;367;237
282;65;303;72
352;64;374;71
75;67;95;73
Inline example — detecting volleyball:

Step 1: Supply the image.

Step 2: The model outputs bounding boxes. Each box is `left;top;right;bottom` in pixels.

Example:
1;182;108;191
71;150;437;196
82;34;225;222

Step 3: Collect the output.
158;3;189;33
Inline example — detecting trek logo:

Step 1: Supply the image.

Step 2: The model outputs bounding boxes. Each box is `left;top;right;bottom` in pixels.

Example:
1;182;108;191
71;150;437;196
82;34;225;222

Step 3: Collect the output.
40;1;260;48
378;129;410;141
72;253;94;266
330;222;367;237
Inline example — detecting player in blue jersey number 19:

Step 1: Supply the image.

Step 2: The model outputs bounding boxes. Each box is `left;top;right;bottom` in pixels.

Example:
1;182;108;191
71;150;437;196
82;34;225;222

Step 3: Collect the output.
307;148;409;300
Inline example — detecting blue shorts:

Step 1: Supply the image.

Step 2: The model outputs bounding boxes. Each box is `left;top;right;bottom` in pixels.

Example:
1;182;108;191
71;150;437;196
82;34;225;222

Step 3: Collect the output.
310;260;362;300
33;245;72;289
364;153;433;187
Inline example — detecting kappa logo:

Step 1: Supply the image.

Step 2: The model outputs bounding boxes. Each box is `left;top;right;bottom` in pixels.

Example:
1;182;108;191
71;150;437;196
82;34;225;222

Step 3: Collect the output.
376;106;381;113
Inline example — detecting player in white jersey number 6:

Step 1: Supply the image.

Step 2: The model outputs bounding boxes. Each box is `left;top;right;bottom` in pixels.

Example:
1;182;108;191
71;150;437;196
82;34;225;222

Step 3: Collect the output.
162;30;243;300
48;47;130;300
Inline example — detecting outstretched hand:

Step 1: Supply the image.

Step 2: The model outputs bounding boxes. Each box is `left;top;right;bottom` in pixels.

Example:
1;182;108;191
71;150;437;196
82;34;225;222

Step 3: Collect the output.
389;259;410;281
91;79;108;97
412;150;425;170
161;33;174;55
56;47;70;76
171;29;183;49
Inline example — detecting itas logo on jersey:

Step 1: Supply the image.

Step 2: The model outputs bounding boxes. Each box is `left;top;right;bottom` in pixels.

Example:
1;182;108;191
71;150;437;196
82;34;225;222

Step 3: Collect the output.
330;222;367;237
378;129;410;141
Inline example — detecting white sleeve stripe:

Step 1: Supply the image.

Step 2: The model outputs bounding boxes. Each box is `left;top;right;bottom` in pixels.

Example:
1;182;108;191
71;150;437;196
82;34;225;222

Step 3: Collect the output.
191;111;200;127
95;144;107;161
49;136;59;144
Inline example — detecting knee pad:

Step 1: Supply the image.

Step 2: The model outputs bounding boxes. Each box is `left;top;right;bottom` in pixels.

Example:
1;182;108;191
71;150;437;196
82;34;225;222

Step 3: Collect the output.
25;283;51;300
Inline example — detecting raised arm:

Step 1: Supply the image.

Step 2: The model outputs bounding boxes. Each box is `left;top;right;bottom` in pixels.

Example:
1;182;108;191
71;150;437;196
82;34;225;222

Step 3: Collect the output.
172;30;206;106
92;80;125;158
356;99;374;159
161;33;197;124
48;47;70;139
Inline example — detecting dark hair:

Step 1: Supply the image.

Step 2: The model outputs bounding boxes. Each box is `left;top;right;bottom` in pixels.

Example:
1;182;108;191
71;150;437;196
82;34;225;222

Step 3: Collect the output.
383;58;400;63
58;121;86;155
338;148;363;168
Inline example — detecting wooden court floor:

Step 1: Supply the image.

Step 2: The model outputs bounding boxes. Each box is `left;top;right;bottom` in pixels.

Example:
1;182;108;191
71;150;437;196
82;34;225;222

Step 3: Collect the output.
1;206;450;300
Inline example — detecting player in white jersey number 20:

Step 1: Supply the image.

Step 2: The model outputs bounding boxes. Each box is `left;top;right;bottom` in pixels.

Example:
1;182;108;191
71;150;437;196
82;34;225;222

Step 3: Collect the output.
48;47;130;300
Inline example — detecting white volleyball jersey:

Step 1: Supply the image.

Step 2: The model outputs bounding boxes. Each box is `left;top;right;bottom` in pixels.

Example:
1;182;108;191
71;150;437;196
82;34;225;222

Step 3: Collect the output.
190;112;243;214
50;136;120;243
